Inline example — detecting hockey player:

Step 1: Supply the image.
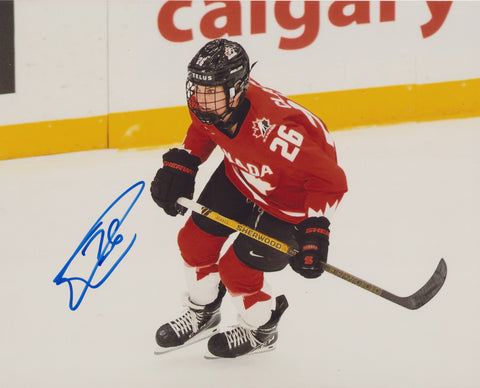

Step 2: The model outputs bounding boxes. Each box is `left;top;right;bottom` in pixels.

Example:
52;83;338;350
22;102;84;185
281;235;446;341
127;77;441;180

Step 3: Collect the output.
150;39;348;358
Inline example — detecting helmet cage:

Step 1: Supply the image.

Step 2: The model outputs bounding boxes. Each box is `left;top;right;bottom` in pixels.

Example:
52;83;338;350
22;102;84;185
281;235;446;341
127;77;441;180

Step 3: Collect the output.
186;78;248;126
186;39;250;127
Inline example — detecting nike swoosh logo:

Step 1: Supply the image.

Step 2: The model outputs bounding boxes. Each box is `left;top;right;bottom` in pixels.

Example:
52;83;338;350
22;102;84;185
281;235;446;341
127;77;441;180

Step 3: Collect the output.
249;251;264;258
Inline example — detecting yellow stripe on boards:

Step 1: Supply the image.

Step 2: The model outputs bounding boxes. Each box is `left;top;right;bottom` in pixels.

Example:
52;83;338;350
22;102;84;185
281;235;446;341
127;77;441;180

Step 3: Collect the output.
0;115;107;160
108;78;480;147
108;105;190;150
1;78;479;160
293;78;480;131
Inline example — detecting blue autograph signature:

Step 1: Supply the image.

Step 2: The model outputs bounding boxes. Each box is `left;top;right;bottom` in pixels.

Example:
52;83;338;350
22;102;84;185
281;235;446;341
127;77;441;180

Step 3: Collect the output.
53;181;145;311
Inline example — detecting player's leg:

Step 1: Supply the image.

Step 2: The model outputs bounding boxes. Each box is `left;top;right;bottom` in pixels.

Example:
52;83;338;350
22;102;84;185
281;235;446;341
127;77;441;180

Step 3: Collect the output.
207;209;294;358
155;163;253;351
178;162;254;305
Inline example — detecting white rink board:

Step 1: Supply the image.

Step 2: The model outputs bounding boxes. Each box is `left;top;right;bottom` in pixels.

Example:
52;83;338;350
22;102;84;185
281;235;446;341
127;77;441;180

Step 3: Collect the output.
109;0;480;111
1;1;480;125
0;0;108;126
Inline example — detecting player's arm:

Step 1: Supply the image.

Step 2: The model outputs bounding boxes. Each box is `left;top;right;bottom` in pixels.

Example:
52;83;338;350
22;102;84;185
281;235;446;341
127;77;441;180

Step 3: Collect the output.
150;123;216;216
182;120;217;163
290;141;348;279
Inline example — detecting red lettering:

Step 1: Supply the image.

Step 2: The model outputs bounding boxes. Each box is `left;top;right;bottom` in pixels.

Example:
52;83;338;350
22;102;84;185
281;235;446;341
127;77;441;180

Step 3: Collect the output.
164;161;195;175
251;1;267;35
328;1;370;27
274;1;320;50
304;256;314;265
380;1;395;22
305;228;330;237
157;1;192;42
157;1;451;50
421;1;452;38
200;1;241;39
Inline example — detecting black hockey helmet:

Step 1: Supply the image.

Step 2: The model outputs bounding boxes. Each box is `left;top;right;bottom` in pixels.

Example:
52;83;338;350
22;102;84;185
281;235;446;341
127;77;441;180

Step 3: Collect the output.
186;39;250;128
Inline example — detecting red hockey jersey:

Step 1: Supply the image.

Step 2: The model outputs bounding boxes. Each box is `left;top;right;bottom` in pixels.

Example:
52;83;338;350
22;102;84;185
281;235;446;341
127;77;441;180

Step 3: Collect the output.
183;79;348;223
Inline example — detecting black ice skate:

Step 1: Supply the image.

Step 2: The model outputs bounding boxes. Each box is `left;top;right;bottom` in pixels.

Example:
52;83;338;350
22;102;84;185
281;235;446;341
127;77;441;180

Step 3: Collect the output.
206;295;288;359
155;283;226;354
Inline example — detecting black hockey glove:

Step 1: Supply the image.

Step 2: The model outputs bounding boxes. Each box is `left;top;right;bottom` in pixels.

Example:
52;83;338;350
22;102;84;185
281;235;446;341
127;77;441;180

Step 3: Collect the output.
150;148;201;216
290;217;330;279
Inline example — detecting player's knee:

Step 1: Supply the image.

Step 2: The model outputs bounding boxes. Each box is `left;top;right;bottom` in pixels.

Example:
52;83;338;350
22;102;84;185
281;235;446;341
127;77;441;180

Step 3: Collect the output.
218;246;264;296
178;217;228;268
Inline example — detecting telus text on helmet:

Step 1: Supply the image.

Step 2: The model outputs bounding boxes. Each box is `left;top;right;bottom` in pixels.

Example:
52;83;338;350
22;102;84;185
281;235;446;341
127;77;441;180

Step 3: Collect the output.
189;72;213;81
158;1;452;50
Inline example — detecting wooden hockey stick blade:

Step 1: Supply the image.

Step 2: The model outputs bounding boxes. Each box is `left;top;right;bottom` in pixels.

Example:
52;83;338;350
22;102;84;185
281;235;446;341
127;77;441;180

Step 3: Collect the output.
176;197;447;310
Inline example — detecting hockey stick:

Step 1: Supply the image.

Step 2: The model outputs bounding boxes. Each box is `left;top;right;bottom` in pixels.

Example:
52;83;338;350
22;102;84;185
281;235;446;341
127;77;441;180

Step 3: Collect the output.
177;197;447;310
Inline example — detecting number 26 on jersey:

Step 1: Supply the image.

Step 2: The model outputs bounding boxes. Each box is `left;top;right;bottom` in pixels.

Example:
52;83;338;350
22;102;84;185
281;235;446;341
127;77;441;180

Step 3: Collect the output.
269;125;304;162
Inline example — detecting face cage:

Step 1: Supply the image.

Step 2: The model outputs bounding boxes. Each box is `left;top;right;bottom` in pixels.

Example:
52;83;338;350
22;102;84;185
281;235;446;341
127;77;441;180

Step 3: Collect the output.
186;80;238;125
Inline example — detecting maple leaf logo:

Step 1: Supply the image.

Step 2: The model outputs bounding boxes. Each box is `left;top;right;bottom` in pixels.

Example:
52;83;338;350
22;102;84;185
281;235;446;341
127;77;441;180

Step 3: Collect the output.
252;118;274;140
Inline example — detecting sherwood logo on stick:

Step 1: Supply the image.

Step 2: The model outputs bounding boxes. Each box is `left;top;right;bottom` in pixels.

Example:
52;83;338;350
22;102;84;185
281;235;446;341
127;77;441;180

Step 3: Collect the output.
0;0;15;94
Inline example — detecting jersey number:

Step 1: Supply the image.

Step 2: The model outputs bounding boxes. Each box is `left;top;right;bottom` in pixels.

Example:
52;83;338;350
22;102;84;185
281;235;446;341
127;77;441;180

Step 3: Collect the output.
269;125;303;162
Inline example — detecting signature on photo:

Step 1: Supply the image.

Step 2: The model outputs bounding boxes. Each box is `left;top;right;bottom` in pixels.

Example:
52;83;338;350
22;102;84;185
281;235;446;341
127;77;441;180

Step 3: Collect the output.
53;181;145;311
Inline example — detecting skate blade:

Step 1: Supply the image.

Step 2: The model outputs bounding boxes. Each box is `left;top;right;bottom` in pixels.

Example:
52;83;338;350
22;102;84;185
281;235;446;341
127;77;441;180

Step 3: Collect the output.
204;344;276;360
154;326;219;355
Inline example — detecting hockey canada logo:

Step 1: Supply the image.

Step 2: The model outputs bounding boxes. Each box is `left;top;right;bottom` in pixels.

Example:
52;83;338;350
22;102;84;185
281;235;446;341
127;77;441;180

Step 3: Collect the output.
225;46;237;59
252;118;275;141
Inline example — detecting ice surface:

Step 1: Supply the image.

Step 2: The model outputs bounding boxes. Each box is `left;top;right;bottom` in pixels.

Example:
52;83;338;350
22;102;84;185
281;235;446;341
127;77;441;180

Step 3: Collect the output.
1;118;479;388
